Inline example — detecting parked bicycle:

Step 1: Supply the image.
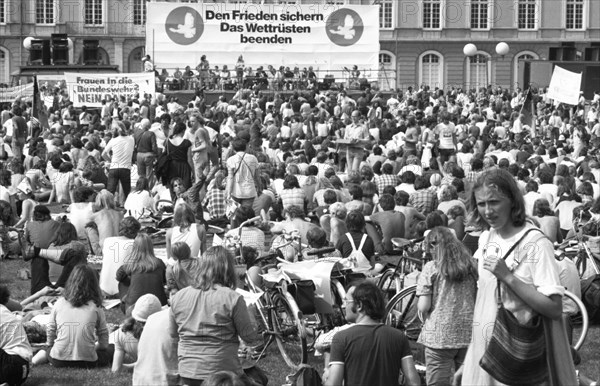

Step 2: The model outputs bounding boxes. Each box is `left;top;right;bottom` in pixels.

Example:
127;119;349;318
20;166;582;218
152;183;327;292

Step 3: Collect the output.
377;237;426;300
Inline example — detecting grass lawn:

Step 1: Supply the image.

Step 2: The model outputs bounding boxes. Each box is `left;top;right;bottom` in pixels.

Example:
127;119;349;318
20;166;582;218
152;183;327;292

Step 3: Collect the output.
2;257;599;385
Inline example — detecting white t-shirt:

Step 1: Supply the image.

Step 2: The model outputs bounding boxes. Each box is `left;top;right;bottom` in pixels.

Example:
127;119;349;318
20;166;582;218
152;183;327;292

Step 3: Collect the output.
104;135;134;170
100;236;135;295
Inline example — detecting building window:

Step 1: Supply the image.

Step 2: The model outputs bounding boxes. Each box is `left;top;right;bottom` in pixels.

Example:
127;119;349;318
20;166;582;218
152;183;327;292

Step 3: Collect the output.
423;0;441;29
0;0;5;24
471;0;489;29
378;52;396;91
85;0;103;25
379;0;393;29
36;0;55;25
379;53;392;65
517;0;537;30
513;51;539;89
133;0;146;25
469;54;489;89
0;48;7;85
421;53;442;88
566;0;584;30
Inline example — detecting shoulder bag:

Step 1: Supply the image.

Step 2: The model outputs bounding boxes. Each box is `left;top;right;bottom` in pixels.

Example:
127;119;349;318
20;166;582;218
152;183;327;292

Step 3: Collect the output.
479;228;549;385
154;139;171;180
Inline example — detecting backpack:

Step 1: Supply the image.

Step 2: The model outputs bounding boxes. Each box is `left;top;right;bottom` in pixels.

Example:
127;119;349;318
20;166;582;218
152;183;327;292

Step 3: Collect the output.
286;364;322;386
346;233;371;271
581;274;600;324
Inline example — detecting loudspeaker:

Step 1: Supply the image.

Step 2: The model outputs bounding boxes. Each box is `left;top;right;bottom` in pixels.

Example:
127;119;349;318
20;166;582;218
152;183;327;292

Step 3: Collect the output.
52;47;68;65
51;33;68;47
83;39;100;65
30;40;51;65
51;33;68;64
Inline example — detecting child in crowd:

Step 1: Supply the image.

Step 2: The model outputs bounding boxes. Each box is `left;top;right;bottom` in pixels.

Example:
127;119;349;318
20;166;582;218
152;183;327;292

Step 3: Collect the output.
417;226;477;386
166;241;200;296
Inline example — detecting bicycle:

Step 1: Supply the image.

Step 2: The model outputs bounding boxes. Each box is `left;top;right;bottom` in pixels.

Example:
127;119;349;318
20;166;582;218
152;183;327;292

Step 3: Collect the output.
245;251;308;370
377;237;426;301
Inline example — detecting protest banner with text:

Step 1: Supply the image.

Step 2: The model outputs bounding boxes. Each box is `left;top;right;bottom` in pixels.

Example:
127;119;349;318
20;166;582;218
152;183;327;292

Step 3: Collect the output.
146;2;379;77
63;73;156;108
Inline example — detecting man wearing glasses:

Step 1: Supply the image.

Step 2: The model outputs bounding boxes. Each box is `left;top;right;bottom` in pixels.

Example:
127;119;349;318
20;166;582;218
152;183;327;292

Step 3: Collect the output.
324;282;420;386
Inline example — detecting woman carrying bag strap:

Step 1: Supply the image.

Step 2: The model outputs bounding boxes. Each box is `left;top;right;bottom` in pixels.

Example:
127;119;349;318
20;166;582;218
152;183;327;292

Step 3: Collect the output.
455;169;576;386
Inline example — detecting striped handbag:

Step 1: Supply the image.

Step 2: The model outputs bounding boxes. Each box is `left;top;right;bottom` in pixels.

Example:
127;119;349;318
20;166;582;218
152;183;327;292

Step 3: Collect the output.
479;229;548;385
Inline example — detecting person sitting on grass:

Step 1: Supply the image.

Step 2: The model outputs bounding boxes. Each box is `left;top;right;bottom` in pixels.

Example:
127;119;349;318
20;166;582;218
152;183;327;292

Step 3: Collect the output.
67;186;96;240
0;285;33;386
303;227;342;261
86;189;123;256
13;178;37;229
111;294;162;373
369;193;406;255
132;305;179;386
116;233;168;313
325;202;348;247
32;264;112;368
0;200;21;260
34;218;88;291
335;210;381;275
99;216;140;297
166;241;200;297
24;205;61;294
47;161;76;205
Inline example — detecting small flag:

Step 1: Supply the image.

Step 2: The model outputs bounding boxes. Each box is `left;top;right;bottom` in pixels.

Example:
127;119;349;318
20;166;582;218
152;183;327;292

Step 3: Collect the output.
33;76;49;131
520;88;534;127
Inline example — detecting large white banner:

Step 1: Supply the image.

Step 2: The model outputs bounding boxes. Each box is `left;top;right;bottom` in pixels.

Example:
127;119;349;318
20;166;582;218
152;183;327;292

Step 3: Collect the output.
63;73;155;108
547;66;582;105
0;83;34;103
146;2;379;76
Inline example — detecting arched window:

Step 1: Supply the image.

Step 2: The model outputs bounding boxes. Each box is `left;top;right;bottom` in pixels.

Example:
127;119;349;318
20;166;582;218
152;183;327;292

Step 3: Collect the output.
128;47;145;73
466;52;491;90
419;51;443;89
513;51;539;90
378;52;396;91
0;47;8;85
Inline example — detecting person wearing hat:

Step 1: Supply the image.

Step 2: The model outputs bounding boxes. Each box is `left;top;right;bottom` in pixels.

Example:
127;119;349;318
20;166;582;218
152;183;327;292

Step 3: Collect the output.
13;179;37;229
132;306;179;386
111;294;162;373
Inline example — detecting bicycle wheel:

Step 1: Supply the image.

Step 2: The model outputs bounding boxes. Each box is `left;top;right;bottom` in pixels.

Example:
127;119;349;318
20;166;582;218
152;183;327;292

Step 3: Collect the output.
565;290;589;351
383;285;421;340
270;292;307;369
377;268;403;300
329;279;346;328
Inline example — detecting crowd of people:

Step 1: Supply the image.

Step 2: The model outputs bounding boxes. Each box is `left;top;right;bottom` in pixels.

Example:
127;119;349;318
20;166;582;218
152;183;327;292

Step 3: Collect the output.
1;78;600;386
144;54;365;93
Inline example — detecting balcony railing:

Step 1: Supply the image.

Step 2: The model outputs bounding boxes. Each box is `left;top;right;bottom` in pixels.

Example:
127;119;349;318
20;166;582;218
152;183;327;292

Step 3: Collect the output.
14;22;147;37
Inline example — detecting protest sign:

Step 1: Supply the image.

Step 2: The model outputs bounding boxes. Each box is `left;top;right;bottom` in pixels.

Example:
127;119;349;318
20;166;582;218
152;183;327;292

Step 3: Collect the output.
547;65;582;106
0;83;34;103
63;73;155;108
146;2;379;76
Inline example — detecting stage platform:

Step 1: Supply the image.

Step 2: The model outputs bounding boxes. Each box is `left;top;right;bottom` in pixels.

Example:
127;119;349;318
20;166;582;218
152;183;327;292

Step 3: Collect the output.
163;89;394;106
